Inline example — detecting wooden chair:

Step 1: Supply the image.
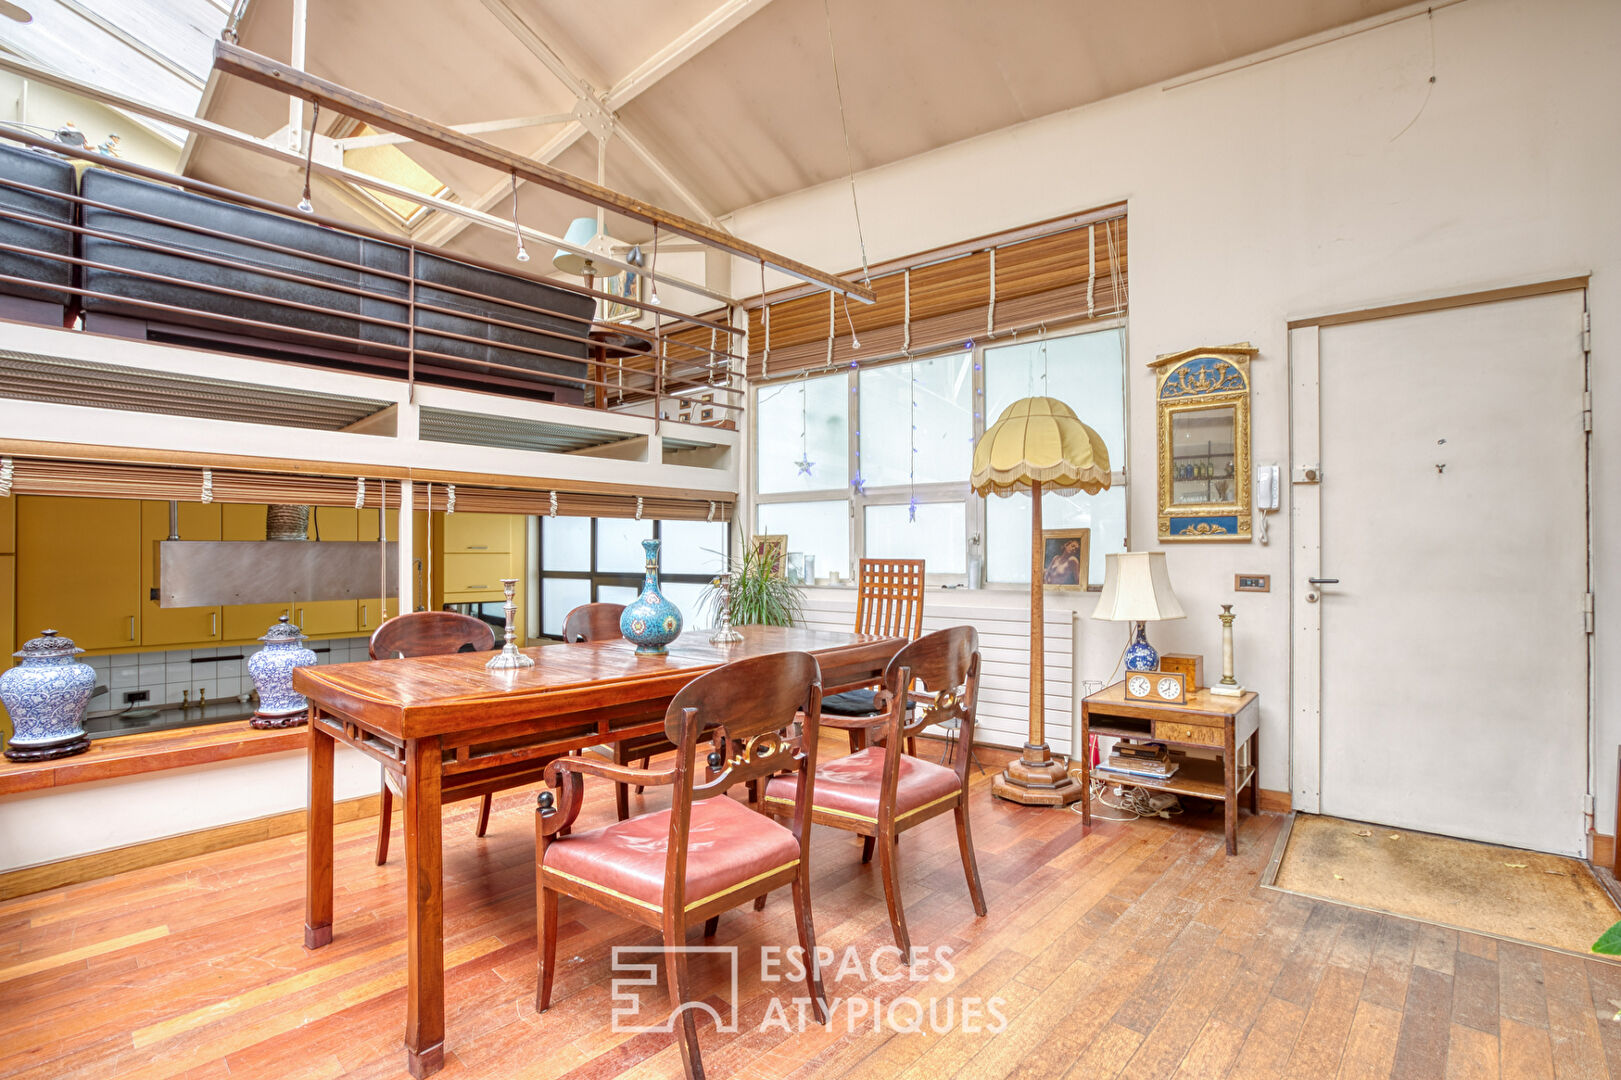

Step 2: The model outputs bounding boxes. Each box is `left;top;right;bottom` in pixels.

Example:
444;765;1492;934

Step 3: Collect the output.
534;651;829;1080
763;625;988;957
819;558;926;752
369;611;497;866
561;602;673;820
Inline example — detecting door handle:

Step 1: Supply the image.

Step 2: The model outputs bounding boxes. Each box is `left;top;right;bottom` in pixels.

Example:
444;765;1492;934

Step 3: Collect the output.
211;612;218;636
128;615;136;640
1307;578;1340;585
361;603;368;625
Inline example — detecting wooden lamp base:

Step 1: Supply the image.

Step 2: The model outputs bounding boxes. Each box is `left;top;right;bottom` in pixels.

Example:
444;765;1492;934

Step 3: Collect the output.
992;743;1087;806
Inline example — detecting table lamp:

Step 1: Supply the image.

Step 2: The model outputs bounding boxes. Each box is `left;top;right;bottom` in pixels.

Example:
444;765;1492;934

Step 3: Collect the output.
1092;552;1184;671
971;396;1110;807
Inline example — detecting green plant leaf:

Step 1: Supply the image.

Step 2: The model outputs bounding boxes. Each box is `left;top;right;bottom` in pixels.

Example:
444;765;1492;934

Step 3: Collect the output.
698;541;804;628
1592;920;1621;955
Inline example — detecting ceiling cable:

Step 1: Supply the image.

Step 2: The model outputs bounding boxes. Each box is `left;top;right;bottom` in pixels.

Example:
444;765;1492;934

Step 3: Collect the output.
509;171;530;262
296;101;319;213
822;0;871;286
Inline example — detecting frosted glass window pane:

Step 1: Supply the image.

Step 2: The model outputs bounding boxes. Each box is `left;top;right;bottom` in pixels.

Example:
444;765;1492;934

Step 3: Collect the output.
863;502;966;574
598;518;654;573
756;501;849;581
983;328;1125;469
658;520;727;576
541;516;590;572
540;578;590;636
598;584;639;605
662;581;711;630
986;488;1127;587
859;352;973;487
756;373;848;493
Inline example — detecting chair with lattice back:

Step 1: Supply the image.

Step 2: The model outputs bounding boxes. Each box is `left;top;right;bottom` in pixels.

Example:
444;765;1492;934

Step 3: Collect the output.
820;559;926;751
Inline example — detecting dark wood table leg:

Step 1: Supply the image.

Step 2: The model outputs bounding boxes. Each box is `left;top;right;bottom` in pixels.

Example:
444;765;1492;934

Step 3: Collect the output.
404;736;445;1078
305;710;334;950
1248;729;1260;815
1223;726;1238;856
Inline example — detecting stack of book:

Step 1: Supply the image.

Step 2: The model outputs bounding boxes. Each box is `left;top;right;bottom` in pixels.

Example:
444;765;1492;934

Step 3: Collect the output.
1097;741;1179;781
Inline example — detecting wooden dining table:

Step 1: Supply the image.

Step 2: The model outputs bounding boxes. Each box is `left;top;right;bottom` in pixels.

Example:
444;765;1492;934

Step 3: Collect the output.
292;624;905;1078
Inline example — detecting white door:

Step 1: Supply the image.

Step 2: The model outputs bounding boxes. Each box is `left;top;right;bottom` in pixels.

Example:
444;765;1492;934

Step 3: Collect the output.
1313;291;1588;854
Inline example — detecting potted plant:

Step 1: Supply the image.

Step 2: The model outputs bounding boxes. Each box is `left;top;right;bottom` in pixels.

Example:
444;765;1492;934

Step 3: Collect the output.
703;539;803;628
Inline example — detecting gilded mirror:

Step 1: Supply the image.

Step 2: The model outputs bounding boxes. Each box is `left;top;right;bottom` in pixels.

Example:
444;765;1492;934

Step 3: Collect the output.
1151;344;1257;540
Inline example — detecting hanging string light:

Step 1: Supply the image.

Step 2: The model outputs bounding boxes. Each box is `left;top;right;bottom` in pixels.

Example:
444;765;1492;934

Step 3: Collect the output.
296;102;320;213
509;172;530;262
794;371;815;477
908;366;918;522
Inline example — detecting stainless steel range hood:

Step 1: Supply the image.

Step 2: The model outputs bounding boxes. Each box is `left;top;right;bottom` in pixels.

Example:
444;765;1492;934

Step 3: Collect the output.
154;503;396;608
156;540;397;607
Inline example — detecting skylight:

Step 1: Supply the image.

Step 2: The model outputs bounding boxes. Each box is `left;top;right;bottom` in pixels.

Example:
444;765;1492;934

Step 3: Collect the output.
339;122;451;226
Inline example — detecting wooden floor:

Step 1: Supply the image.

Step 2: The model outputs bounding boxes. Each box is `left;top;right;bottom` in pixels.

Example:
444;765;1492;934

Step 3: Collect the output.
3;739;1620;1080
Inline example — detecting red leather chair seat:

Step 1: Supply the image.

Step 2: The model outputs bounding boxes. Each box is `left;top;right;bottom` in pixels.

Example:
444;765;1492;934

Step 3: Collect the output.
763;747;961;826
543;795;800;913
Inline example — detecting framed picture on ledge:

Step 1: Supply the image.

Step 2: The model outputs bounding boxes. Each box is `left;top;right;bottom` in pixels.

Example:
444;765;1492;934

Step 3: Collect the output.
1040;528;1091;590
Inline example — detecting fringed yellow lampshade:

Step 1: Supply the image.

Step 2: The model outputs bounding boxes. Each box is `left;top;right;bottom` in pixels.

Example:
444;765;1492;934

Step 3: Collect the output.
972;396;1113;809
970;396;1112;498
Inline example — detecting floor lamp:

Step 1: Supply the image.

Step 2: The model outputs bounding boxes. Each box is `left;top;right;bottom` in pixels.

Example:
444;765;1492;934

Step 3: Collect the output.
971;396;1111;807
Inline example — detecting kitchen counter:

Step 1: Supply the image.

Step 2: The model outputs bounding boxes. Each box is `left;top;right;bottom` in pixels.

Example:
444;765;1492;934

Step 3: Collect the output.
83;698;258;740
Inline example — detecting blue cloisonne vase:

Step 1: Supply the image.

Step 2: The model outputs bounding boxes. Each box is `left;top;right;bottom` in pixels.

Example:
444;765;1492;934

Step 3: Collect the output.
1124;621;1159;672
0;629;94;761
248;615;317;728
620;539;683;655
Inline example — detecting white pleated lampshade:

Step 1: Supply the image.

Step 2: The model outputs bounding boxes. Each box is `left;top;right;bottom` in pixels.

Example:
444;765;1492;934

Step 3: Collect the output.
553;217;601;276
1092;552;1185;622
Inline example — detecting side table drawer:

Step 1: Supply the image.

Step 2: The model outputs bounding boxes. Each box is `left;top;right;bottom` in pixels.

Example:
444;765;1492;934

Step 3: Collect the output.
1153;720;1223;747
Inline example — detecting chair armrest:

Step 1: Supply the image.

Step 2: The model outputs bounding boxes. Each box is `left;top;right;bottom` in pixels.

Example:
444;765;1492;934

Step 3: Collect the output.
550;753;678;790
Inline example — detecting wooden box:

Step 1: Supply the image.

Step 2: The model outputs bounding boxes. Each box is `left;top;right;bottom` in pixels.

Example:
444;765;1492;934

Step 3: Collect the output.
1159;652;1204;690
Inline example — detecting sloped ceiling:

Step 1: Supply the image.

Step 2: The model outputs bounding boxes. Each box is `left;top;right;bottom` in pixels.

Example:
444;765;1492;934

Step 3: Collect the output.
187;0;1413;264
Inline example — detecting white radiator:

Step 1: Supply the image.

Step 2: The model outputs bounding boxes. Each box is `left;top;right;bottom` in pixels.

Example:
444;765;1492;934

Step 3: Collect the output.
796;593;1078;755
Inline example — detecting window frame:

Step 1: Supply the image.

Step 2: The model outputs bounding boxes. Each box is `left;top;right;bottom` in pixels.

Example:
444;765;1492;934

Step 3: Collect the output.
750;317;1129;589
532;517;731;639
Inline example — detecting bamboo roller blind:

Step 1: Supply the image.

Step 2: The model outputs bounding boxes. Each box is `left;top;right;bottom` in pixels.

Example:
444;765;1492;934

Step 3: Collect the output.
744;211;1127;380
3;458;732;522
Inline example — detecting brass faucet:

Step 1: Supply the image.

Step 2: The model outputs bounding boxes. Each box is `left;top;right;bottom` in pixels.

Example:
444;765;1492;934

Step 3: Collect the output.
181;689;190;710
198;688;207;712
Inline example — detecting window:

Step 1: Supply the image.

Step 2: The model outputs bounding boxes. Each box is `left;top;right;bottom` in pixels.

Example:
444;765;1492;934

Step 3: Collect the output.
751;323;1127;587
535;517;728;636
339;123;451;226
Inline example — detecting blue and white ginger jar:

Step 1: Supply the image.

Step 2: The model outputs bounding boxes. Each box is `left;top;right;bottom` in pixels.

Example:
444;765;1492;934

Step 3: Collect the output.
248;615;317;722
0;630;95;761
620;539;683;655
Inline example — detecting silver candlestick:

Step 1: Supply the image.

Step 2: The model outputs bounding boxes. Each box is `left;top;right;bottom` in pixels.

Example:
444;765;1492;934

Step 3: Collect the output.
709;573;743;644
486;578;534;670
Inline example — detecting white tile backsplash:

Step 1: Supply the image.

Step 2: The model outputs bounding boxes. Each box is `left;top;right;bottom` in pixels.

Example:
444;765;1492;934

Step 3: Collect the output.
86;638;373;707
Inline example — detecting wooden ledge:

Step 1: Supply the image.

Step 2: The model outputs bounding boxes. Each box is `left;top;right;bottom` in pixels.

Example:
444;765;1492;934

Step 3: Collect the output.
0;722;306;796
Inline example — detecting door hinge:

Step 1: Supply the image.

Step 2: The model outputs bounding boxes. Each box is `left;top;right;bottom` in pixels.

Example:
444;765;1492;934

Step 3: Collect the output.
1583;309;1592;354
1585;592;1595;634
1584;390;1593;433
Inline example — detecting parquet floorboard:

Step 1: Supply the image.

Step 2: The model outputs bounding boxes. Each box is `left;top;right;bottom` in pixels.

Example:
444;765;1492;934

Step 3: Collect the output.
2;737;1618;1079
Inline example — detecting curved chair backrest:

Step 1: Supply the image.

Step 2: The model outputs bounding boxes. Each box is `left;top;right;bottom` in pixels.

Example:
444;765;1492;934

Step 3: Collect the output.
883;625;981;763
369;611;497;660
561;602;625;643
660;651;823;909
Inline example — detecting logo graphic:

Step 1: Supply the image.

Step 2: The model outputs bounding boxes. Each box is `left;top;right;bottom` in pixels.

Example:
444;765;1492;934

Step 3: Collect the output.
611;945;740;1034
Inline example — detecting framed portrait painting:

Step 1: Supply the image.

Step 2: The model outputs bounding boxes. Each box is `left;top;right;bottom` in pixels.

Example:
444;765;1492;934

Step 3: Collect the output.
1039;528;1091;590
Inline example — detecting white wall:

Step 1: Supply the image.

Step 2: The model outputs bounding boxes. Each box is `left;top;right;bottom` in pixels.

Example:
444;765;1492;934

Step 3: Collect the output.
0;747;376;873
728;0;1621;814
0;72;180;170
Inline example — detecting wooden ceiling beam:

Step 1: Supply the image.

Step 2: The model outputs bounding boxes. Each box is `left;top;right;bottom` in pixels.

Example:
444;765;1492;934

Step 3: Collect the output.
211;40;876;303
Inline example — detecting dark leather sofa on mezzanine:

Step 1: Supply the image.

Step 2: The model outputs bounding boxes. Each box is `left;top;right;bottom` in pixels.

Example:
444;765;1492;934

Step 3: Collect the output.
0;141;595;403
0;143;76;326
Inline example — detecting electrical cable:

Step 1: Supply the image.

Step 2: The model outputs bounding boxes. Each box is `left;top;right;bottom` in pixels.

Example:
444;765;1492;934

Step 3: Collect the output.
821;0;871;285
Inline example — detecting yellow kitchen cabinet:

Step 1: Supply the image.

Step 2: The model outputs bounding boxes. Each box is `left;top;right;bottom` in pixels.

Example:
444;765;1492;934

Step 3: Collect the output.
442;513;509;554
441;552;510;599
357;508;428;629
0;553;14;742
298;507;358;637
0;494;14;554
220;504;284;642
139;501;223;647
16;496;142;653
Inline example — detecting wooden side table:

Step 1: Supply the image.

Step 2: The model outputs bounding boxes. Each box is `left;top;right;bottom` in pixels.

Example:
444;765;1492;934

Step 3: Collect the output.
1080;681;1261;855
